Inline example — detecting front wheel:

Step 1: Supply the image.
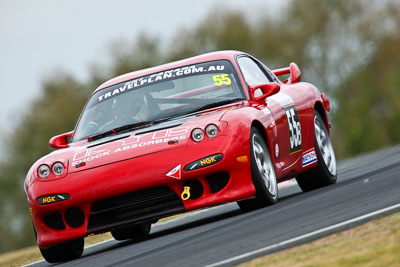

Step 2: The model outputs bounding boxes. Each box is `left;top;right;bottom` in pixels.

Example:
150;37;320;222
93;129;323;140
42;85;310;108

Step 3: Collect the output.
39;238;84;263
296;110;337;191
238;127;278;211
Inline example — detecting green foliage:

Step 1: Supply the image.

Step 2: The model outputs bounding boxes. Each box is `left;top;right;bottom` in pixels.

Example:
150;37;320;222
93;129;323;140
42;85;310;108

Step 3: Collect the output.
333;37;400;157
0;74;86;252
168;11;255;61
109;34;163;76
0;0;399;253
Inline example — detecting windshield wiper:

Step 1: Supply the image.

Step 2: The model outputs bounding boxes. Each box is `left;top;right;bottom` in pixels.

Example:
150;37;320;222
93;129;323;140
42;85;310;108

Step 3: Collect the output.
190;98;244;114
88;121;152;142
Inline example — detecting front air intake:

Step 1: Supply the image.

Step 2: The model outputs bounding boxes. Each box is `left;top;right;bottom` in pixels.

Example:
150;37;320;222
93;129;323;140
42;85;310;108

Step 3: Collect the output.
87;186;185;233
43;212;65;230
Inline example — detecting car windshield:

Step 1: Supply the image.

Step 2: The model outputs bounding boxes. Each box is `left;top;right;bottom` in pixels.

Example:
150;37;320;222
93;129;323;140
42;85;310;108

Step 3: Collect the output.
72;60;244;141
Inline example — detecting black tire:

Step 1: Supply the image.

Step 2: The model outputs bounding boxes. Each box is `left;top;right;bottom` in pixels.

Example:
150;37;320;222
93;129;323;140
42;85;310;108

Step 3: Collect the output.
296;110;337;191
238;127;278;211
39;238;84;263
32;221;37;240
111;222;151;241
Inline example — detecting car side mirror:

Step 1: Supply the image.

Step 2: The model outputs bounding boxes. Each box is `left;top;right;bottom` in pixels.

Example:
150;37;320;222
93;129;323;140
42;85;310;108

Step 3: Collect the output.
249;82;280;101
49;131;74;149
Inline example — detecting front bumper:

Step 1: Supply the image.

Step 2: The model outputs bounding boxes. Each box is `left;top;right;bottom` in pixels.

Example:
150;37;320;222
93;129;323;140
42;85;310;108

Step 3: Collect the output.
27;135;255;247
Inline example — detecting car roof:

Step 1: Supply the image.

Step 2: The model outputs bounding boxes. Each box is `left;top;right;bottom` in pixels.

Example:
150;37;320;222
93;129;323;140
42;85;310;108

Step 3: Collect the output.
94;50;245;92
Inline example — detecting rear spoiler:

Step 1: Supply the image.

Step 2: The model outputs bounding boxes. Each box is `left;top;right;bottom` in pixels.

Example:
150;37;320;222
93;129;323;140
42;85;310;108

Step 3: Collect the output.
272;62;301;84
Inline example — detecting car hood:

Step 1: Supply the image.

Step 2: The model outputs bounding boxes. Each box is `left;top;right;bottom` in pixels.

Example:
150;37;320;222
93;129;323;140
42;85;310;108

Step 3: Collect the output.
45;107;235;174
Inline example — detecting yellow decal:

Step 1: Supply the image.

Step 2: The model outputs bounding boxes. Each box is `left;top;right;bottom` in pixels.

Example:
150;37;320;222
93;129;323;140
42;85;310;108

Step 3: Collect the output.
213;74;231;86
200;156;216;166
181;186;191;200
42;196;56;204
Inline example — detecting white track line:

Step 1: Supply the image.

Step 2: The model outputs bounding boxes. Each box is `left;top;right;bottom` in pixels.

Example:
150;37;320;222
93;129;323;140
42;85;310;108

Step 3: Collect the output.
205;203;400;267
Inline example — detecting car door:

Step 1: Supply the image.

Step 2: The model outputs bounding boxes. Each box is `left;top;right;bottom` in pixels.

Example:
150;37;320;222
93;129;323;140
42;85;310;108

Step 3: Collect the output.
237;55;304;171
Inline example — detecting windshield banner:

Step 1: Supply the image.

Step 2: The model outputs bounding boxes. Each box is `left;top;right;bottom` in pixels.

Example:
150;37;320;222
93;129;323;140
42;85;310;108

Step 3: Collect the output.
90;60;234;107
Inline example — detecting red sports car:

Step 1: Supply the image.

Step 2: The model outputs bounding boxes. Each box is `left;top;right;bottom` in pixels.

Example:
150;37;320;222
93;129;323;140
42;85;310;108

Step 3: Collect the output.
25;50;337;262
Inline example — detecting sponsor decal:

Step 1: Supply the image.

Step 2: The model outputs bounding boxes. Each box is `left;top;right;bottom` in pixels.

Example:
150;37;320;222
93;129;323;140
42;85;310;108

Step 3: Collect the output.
71;126;190;167
184;154;223;171
37;193;70;205
266;93;294;107
91;61;230;107
167;165;181;179
302;148;317;167
283;104;302;154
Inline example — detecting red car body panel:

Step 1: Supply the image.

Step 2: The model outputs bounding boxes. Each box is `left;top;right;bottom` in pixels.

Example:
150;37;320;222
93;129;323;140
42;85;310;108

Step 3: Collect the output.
25;50;330;248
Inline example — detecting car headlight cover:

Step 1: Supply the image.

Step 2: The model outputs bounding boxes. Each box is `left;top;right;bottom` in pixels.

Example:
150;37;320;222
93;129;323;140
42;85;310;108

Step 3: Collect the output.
52;162;65;176
205;124;219;138
38;164;50;178
191;128;204;142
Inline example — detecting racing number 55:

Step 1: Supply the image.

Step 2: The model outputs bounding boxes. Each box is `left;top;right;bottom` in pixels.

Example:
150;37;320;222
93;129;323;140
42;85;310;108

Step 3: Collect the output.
283;104;302;154
213;74;231;86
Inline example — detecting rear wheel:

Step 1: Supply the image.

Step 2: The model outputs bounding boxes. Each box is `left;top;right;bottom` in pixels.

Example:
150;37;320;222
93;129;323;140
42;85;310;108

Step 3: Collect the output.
111;222;151;241
238;127;278;211
296;110;337;191
39;238;84;263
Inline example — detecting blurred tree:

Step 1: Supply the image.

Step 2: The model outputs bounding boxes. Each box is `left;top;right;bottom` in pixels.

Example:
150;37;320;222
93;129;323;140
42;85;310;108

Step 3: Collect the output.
333;36;400;157
0;74;87;251
109;33;163;76
167;11;255;61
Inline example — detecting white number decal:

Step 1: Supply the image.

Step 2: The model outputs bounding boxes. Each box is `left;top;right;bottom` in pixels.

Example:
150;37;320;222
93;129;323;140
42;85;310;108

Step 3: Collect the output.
284;105;302;153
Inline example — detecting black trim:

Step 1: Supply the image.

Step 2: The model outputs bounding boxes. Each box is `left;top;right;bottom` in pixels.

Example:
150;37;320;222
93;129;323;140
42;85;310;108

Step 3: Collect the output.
37;193;70;205
87;186;185;233
184;154;223;171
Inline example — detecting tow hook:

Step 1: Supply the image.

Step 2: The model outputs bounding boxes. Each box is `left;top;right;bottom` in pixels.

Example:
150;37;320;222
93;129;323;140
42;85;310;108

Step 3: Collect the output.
181;186;191;200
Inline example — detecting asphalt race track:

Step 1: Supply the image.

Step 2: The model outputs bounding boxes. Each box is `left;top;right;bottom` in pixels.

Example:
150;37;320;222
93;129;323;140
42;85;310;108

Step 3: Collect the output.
27;145;400;267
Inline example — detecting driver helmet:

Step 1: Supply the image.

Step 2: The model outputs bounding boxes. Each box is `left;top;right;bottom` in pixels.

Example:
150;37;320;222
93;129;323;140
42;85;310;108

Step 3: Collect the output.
112;93;148;123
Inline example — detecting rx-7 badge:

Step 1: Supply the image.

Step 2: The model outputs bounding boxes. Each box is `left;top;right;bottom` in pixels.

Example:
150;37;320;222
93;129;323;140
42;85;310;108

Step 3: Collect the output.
166;165;181;179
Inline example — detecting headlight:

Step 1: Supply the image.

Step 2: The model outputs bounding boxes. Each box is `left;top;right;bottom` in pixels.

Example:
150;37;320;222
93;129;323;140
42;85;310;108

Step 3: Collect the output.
38;164;50;179
191;128;204;142
52;162;65;176
205;124;219;138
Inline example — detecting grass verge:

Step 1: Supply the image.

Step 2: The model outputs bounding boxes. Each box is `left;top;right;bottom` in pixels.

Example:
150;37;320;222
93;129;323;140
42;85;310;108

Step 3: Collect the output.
237;212;400;267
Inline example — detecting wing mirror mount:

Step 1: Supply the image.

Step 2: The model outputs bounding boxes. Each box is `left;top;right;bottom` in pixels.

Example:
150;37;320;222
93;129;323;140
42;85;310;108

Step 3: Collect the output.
49;131;74;149
249;82;281;101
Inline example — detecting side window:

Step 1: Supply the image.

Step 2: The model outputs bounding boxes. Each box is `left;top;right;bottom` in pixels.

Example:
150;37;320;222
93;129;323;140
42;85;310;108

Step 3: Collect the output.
237;57;272;85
